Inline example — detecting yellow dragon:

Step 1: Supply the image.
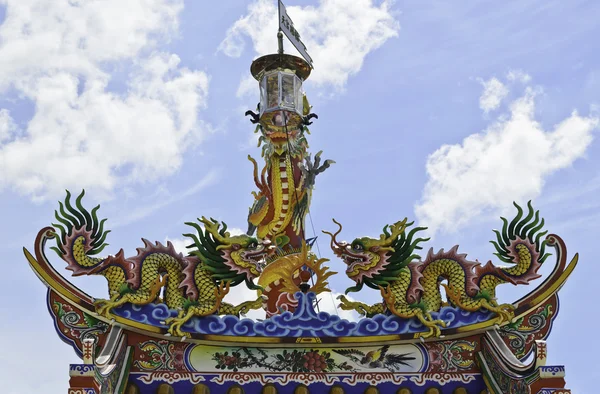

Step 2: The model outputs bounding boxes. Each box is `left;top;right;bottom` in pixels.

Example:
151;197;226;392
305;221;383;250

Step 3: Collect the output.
246;95;334;244
324;202;551;338
51;191;272;337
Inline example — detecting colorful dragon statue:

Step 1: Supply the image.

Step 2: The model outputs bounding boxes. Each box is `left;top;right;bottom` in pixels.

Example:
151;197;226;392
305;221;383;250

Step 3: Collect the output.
324;201;551;338
245;94;335;315
246;95;334;245
50;190;272;337
257;241;337;316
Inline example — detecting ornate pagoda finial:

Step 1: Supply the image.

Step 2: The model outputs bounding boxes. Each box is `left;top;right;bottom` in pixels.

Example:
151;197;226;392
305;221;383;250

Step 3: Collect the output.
245;1;332;246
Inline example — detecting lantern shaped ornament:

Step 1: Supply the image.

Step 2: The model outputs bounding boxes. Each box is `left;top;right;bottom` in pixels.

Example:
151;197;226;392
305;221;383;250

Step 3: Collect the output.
260;70;304;128
250;53;312;131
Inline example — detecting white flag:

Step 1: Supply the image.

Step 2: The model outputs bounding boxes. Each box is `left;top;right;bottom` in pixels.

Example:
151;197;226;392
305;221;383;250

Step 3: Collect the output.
278;0;313;67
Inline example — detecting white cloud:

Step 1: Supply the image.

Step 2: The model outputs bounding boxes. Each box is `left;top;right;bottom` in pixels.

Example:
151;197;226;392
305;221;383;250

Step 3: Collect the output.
478;77;509;113
237;74;258;99
220;0;399;90
165;237;192;256
318;291;360;322
416;78;599;235
507;69;532;84
0;0;211;201
0;109;17;143
227;227;245;236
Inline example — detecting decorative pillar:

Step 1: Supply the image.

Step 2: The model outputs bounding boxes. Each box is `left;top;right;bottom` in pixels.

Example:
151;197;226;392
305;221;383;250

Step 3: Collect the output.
68;338;99;394
529;340;570;393
227;386;245;394
262;385;278;394
193;384;211;394
156;384;175;394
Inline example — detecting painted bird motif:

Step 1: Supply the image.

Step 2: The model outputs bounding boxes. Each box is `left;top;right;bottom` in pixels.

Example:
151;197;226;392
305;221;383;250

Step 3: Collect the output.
333;346;416;371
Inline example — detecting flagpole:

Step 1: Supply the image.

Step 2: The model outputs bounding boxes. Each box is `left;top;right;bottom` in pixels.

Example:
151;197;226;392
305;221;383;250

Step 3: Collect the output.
278;30;284;55
278;0;313;68
277;0;283;55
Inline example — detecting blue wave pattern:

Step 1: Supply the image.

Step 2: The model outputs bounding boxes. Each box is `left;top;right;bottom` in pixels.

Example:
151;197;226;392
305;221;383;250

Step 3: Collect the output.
112;292;493;337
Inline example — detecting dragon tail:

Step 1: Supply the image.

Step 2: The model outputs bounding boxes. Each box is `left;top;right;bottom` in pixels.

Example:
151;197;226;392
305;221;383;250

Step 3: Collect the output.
51;190;110;275
489;201;551;285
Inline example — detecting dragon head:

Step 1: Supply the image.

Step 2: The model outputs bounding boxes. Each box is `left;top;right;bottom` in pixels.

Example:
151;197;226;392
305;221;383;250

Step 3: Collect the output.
185;217;275;290
253;96;313;158
323;218;429;293
256;121;308;158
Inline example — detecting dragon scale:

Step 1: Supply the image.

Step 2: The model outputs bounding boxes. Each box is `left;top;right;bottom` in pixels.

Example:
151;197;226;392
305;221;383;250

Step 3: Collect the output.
51;191;267;337
68;235;187;310
327;201;550;338
257;154;302;239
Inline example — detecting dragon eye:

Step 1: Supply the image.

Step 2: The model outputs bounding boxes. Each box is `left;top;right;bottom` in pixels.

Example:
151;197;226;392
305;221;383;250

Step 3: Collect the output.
248;241;258;249
352;243;364;251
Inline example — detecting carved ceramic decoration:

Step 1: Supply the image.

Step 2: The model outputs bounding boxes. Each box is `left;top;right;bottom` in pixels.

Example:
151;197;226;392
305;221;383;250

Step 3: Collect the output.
427;339;478;372
499;293;559;360
49;191;268;337
48;289;110;357
326;201;552;338
187;344;425;373
24;14;577;392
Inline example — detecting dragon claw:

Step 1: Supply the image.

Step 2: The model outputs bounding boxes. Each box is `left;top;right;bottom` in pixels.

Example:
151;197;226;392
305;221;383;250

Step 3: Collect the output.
337;295;380;316
165;317;191;338
479;301;515;325
415;316;446;339
93;299;117;318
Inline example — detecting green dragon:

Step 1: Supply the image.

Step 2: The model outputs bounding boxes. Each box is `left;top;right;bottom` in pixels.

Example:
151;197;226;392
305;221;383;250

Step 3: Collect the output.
51;190;273;337
324;202;551;338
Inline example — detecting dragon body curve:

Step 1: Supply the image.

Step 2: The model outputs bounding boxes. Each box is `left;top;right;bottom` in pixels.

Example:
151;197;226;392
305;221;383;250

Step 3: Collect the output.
246;96;334;247
324;202;551;338
245;97;334;315
51;191;272;337
248;148;306;243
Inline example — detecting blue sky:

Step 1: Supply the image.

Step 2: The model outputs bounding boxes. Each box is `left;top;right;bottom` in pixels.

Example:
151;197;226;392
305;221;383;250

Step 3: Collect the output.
0;0;598;392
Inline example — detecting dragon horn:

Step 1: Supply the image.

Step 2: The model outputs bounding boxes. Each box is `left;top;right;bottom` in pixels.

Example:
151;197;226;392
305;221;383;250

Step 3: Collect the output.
322;219;345;250
378;218;409;246
249;155;268;193
199;217;231;247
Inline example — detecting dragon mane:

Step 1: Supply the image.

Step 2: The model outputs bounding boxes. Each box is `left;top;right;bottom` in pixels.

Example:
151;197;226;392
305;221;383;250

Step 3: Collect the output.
51;190;110;258
490;201;551;264
256;123;309;161
346;221;429;294
184;219;262;291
